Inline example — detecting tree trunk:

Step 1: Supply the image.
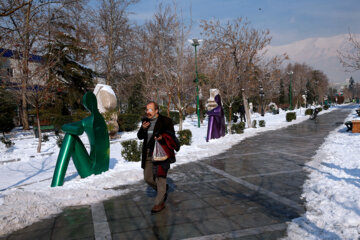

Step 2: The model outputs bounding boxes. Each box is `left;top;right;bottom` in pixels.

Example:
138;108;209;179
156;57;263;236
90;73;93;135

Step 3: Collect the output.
21;2;32;130
176;93;183;131
106;20;114;85
227;105;232;134
178;110;183;131
242;92;252;128
167;93;171;117
200;100;204;124
36;105;42;153
21;96;29;130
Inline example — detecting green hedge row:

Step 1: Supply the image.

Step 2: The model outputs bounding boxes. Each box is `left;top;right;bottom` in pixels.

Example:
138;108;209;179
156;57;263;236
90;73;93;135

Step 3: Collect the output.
286;112;296;122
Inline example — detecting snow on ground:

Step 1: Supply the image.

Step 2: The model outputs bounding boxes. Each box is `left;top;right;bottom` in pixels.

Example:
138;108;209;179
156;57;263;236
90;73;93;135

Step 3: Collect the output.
285;106;360;240
0;105;352;237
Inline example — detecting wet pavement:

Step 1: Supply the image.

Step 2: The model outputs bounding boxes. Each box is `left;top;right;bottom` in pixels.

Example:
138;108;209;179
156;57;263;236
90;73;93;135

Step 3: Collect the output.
0;108;352;240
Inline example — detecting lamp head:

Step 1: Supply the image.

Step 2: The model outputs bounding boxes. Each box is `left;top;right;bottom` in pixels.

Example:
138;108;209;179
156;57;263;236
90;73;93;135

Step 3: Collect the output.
189;38;202;47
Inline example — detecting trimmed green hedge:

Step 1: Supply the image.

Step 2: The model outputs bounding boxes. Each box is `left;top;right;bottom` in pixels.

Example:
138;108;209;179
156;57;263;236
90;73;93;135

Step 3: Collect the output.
323;105;329;110
259;120;265;127
252;120;257;128
305;109;313;116
286;112;296;122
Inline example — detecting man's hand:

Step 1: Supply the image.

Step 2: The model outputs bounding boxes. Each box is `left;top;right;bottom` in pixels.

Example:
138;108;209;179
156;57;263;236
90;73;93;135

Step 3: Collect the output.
154;134;162;141
142;121;150;129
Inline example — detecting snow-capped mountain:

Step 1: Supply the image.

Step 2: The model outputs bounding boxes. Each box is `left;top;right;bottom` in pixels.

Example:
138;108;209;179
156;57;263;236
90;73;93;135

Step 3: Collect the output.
266;34;360;84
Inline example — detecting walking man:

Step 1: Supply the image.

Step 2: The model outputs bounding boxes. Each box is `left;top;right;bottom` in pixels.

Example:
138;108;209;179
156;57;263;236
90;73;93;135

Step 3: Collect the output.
137;101;175;213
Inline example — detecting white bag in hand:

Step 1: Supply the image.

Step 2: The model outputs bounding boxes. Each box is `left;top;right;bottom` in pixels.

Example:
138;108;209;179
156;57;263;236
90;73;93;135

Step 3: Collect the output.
153;140;168;161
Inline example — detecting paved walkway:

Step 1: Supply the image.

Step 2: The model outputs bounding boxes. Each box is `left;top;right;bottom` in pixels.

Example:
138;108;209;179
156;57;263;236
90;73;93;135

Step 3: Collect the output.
0;108;352;240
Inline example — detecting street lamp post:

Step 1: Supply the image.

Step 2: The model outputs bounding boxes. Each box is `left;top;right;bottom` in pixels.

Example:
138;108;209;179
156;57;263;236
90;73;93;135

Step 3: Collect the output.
287;71;293;110
259;86;264;116
190;39;201;128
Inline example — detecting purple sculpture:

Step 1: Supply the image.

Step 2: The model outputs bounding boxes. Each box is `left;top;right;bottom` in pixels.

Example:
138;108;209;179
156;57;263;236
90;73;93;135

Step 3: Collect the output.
206;94;226;142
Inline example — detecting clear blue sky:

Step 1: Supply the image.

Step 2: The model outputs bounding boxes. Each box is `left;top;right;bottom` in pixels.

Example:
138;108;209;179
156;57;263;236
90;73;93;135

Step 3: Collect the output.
122;0;360;46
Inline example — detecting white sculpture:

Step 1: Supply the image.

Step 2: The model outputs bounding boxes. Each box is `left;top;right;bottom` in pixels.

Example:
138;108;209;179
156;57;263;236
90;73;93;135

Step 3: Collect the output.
207;88;220;111
249;102;254;114
93;84;119;137
268;102;278;110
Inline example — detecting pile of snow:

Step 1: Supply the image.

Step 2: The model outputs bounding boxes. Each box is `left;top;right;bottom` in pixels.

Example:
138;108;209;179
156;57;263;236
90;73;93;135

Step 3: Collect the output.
0;105;347;236
285;107;360;239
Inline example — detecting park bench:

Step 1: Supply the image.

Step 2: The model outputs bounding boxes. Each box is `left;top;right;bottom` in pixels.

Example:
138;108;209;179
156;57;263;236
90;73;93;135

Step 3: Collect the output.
33;125;55;138
345;120;360;133
33;119;55;138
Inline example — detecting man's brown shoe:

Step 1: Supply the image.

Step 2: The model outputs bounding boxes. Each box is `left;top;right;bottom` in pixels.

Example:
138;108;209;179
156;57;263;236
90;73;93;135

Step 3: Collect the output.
151;203;165;214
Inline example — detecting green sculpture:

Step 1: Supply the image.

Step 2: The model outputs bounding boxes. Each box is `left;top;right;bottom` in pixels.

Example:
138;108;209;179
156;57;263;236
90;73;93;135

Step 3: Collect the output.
51;92;110;187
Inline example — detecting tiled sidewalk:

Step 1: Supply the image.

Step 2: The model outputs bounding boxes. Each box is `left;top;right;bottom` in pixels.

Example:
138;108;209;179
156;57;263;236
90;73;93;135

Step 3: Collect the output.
1;108;351;240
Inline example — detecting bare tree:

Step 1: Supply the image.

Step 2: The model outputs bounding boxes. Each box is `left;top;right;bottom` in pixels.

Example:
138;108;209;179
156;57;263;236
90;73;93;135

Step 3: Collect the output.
200;18;277;128
135;3;194;130
284;63;329;106
338;32;360;72
91;0;138;85
26;59;56;152
0;0;31;17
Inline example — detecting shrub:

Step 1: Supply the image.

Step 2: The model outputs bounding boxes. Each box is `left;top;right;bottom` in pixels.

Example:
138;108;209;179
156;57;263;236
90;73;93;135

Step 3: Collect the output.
42;135;49;142
231;123;244;134
118;113;141;132
121;140;142;162
103;109;119;137
286;112;296;122
56;134;63;148
323;105;329;110
252;120;257;128
178;129;192;146
239;122;246;130
1;137;14;148
316;107;323;112
305;109;313;116
259;120;265;127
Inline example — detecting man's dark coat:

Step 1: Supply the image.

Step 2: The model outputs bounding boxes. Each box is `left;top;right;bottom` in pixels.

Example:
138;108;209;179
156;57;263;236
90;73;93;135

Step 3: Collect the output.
137;114;175;169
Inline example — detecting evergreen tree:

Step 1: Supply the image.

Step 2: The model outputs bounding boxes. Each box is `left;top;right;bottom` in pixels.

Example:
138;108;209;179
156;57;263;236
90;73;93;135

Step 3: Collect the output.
127;78;145;115
0;89;17;135
46;22;95;113
47;31;94;91
46;20;95;118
